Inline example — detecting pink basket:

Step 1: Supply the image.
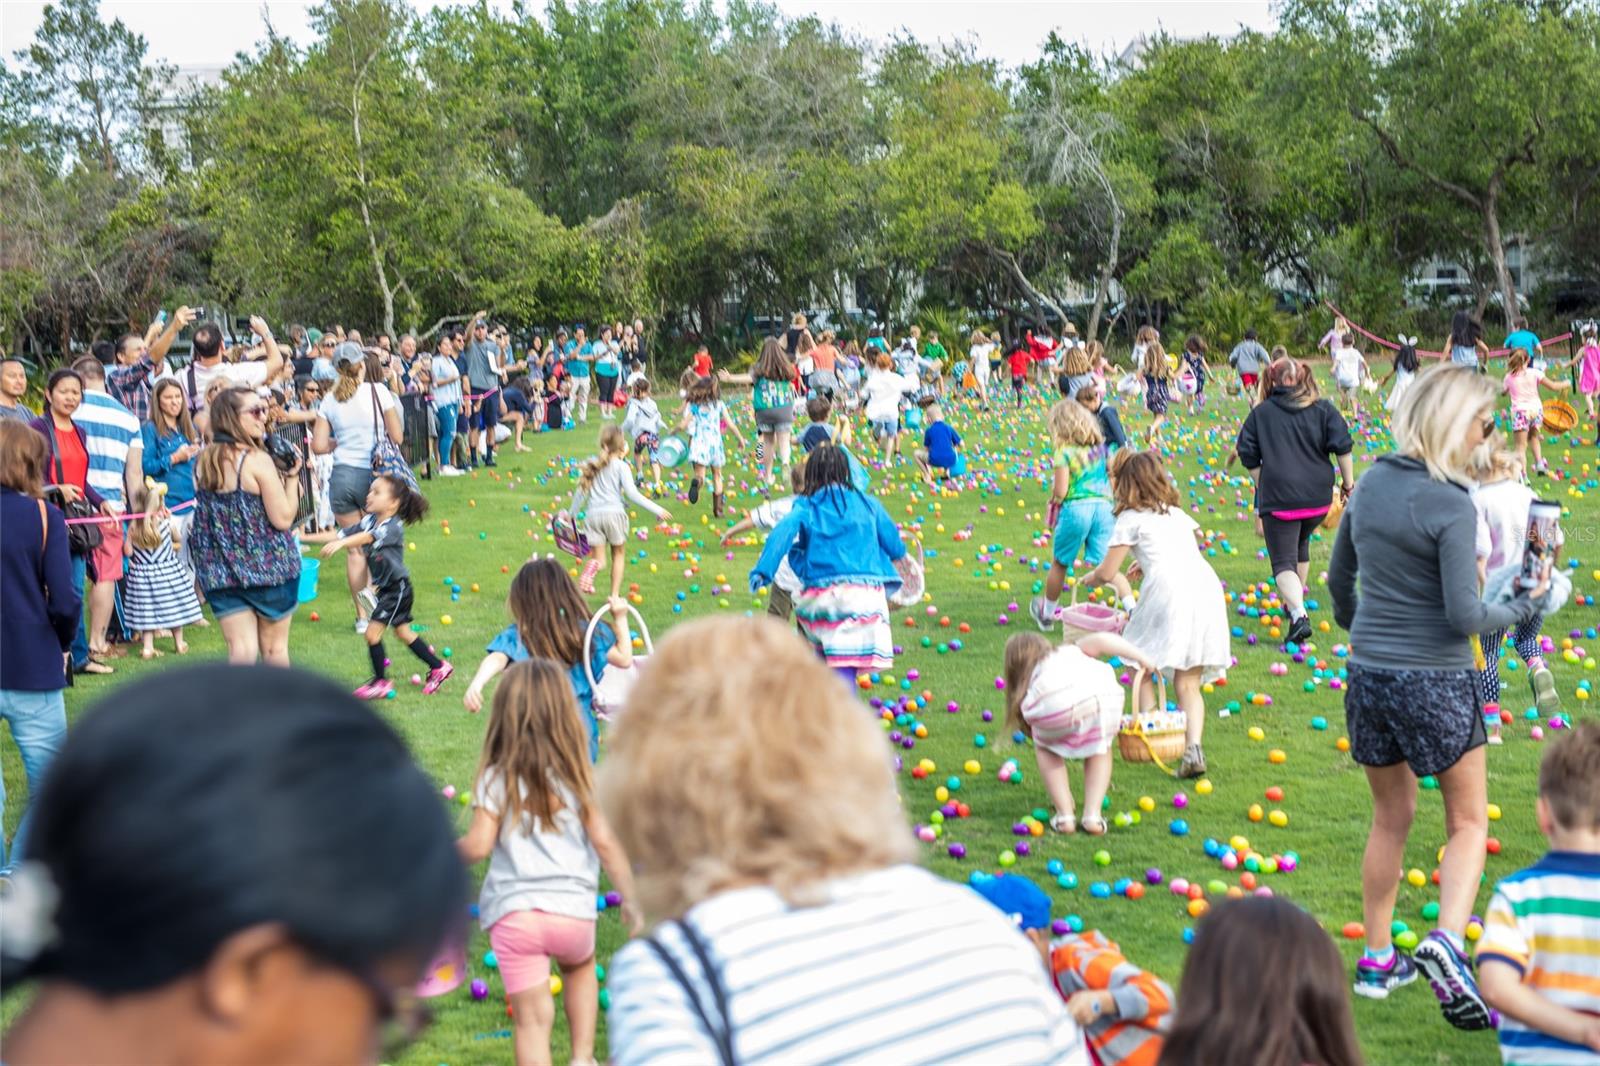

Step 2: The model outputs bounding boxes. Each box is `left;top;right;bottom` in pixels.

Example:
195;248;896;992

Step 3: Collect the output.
1058;582;1126;633
551;511;590;558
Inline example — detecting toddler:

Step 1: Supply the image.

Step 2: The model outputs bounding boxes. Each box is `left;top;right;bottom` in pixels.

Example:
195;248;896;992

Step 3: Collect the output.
915;402;962;485
121;479;203;658
1576;323;1600;422
1331;333;1368;416
721;464;805;619
1504;349;1570;476
619;378;663;488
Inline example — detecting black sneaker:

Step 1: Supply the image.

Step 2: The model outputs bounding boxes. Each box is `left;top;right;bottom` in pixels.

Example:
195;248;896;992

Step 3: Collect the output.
1354;951;1418;1000
1286;614;1313;645
1414;931;1496;1031
689;477;702;504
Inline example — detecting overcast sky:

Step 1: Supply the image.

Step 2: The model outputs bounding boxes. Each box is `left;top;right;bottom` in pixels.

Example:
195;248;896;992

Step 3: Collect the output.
2;0;1275;70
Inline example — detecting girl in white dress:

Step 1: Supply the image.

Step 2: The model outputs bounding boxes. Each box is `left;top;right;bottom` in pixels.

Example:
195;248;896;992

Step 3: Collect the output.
1382;338;1420;414
1083;449;1231;778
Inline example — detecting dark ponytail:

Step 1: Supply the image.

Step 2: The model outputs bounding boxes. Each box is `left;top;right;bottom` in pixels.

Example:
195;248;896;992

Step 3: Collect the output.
1;664;465;994
376;474;430;525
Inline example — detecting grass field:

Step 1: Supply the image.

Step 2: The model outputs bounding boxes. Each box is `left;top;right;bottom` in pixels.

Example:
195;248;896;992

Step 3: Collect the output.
6;373;1596;1065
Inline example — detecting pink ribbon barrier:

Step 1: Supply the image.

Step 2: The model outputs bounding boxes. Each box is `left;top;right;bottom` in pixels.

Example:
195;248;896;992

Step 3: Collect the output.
1322;300;1573;361
61;498;197;526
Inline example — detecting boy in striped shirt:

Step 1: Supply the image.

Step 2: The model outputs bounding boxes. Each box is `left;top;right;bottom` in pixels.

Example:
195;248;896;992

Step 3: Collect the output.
1479;721;1600;1062
974;873;1172;1066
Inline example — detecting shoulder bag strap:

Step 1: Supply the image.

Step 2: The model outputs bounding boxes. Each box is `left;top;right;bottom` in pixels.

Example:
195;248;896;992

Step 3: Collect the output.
42;418;66;487
644;920;736;1066
370;383;381;436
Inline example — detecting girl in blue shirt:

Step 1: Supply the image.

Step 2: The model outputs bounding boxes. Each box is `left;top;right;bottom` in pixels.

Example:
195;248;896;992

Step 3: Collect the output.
752;444;907;689
463;558;633;762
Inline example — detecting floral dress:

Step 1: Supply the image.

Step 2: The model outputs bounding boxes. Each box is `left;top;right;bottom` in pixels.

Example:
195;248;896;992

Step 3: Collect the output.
687;401;729;467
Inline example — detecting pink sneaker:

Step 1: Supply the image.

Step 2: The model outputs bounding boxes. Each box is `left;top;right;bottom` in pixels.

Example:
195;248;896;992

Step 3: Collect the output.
354;678;394;700
422;663;454;694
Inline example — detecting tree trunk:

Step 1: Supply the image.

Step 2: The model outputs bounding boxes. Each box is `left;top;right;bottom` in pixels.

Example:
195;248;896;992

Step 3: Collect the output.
347;53;396;338
1088;203;1121;344
1482;182;1519;328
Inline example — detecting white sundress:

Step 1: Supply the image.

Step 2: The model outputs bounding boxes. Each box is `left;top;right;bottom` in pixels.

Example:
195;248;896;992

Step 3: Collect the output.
687;401;728;467
1112;507;1231;683
1386;366;1415;412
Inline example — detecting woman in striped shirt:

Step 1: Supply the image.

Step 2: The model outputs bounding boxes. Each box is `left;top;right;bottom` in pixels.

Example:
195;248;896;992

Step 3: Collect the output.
598;615;1086;1065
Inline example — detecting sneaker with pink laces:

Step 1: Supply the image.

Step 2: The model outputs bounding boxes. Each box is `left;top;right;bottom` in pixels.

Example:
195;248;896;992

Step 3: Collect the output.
422;663;454;694
354;678;394;700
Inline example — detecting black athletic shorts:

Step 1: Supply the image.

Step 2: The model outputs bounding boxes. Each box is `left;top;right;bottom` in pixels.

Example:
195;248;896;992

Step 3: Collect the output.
1344;663;1485;777
371;579;415;628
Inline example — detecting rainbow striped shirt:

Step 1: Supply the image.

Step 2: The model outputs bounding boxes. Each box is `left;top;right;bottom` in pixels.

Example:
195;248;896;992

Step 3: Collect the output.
1477;851;1600;1064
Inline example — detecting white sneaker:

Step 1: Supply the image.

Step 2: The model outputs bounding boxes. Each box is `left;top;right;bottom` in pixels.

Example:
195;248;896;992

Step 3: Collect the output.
354;618;369;634
440;465;464;477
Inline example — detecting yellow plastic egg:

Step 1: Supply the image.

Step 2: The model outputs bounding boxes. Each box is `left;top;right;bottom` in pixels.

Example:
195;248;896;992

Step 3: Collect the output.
1268;809;1288;828
1268;749;1287;764
1406;868;1427;888
964;760;981;775
1487;803;1502;821
1248;803;1264;822
1196;779;1214;795
1138;796;1156;812
1247;726;1265;742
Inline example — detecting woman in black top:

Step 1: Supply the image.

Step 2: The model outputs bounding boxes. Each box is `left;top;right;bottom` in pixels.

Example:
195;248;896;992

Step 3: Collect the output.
1235;358;1354;646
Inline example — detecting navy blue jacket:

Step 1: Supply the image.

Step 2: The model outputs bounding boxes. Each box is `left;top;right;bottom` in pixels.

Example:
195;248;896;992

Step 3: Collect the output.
1;488;79;690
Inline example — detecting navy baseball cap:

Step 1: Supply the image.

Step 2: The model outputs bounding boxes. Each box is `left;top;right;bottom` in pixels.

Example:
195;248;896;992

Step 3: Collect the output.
971;873;1052;931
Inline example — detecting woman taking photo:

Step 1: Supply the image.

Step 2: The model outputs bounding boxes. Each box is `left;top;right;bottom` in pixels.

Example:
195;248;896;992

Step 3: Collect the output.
189;388;303;665
313;342;401;630
601;616;1084;1064
1234;357;1354;646
0;664;465;1065
1329;366;1543;1027
0;421;74;877
28;368;114;676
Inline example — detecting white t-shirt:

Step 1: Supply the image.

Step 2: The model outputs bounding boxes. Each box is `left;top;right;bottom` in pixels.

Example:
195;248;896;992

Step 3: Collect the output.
169;359;272;409
606;864;1086;1066
318;382;398;468
1474;478;1562;574
861;370;915;422
1332;347;1364;388
750;495;801;595
430;355;462;407
969;342;995;378
474;771;598;929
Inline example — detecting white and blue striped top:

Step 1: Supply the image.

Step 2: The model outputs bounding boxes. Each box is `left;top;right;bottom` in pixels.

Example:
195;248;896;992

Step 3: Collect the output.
73;390;140;504
607;864;1087;1065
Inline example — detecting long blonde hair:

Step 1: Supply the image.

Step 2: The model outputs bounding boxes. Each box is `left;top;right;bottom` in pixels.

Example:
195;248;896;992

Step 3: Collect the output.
1392;366;1498;485
331;358;364;403
1048;398;1103;447
1142;341;1174;381
578;425;628;492
127;478;168;551
1003;632;1052;738
478;659;594;833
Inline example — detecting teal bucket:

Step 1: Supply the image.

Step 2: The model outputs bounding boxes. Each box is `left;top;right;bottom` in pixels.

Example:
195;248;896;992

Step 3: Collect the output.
298;555;321;603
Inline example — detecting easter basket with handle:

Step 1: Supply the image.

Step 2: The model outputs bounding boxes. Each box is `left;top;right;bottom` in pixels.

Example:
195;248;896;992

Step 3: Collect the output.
1544;398;1578;434
550;510;590;558
1058;579;1125;634
586;601;654;722
1117;669;1182;774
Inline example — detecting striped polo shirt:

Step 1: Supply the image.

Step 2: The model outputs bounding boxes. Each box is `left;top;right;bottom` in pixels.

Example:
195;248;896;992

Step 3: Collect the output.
1477;851;1600;1064
606;864;1087;1065
73;390;141;504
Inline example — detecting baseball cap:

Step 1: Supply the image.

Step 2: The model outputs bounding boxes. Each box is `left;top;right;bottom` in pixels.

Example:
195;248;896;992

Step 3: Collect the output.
333;341;365;367
306;328;324;345
970;872;1052;932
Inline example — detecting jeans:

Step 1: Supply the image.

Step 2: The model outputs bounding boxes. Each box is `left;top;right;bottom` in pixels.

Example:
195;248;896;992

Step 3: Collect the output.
70;552;89;670
0;688;68;872
436;403;458;467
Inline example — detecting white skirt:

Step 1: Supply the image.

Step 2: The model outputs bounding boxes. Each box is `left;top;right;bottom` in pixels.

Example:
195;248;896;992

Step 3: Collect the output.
1122;572;1231;684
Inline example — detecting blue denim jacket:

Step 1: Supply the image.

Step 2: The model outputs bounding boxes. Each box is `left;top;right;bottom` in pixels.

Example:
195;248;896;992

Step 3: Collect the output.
141;424;197;505
751;486;906;594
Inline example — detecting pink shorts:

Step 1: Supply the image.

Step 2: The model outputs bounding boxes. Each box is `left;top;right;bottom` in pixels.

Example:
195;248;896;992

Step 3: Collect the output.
488;911;596;994
91;517;125;581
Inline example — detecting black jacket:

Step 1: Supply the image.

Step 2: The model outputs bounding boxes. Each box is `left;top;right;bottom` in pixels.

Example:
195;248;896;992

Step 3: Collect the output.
1235;390;1353;514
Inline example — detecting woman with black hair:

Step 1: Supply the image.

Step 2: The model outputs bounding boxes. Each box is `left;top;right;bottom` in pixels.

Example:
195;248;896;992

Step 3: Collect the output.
750;444;908;688
0;663;466;1064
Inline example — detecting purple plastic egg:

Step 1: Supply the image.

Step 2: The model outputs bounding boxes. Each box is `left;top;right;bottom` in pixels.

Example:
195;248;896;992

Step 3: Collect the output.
1145;867;1164;885
470;979;489;1000
1015;842;1031;857
947;842;967;859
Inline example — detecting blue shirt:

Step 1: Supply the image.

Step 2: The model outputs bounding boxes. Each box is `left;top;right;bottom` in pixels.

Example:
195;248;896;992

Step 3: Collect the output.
486;622;616;762
752;486;907;595
141;424;197;505
922;421;962;469
566;341;592;378
1504;329;1541;356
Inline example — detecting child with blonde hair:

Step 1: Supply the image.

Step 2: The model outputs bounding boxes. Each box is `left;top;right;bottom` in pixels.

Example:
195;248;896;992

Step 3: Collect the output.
458;658;642;1066
1031;400;1125;631
1503;348;1570;476
122;478;203;658
1139;343;1175;444
570;425;670;598
1083;450;1231;778
679;374;745;517
1005;628;1158;835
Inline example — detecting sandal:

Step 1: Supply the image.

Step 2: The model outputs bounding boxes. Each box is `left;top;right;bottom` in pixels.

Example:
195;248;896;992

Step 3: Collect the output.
78;660;114;676
1080;817;1108;836
1050;812;1077;834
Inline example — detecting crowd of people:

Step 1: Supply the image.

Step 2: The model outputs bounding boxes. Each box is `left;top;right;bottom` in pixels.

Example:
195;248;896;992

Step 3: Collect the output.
1;302;1597;1066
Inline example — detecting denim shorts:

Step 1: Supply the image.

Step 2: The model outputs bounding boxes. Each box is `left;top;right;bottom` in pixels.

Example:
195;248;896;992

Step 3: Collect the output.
206;580;300;622
328;464;372;517
871;418;899;440
1053;498;1115;568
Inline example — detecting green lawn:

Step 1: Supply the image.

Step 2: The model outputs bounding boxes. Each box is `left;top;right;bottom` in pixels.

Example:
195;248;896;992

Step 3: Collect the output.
7;378;1596;1065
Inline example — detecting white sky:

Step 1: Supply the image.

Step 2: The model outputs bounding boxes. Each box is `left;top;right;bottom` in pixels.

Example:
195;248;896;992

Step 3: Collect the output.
2;0;1275;70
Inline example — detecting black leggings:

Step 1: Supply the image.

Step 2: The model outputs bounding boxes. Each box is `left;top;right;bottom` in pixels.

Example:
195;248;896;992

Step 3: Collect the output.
1261;512;1324;576
597;373;618;404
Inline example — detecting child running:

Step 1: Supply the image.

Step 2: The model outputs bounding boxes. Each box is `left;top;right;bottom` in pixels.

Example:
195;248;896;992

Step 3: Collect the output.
1330;333;1369;417
1008;340;1033;407
721;464;806;620
679;374;744;517
859;352;917;467
619;378;663;489
1380;337;1420;415
317;474;451;699
1005;627;1158;835
1472;447;1563;732
1032;400;1124;630
1504;348;1570;476
457;657;643;1066
1140;341;1175;444
571;426;671;599
121;478;203;658
1082;450;1231;778
1478;722;1600;1064
1577;323;1600;425
750;444;907;690
1179;335;1208;415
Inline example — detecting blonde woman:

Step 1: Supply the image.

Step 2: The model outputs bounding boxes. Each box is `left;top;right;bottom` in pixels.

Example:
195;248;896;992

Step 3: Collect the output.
600;616;1087;1065
1329;366;1546;1022
312;342;401;631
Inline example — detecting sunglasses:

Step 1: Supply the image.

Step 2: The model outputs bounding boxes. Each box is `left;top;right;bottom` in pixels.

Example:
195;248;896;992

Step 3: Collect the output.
241;405;267;417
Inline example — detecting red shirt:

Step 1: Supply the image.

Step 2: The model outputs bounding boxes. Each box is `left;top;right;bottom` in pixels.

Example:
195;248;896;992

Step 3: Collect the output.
692;351;713;376
52;424;89;491
1007;349;1032;377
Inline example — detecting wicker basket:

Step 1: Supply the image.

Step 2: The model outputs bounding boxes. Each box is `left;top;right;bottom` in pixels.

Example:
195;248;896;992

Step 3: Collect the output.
1118;671;1182;774
1544;399;1579;434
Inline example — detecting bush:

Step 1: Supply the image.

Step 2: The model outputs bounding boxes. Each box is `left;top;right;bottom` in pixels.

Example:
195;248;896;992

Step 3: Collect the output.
1175;288;1295;357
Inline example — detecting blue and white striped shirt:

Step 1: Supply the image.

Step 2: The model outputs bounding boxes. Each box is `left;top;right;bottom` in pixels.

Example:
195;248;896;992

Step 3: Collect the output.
73;390;140;504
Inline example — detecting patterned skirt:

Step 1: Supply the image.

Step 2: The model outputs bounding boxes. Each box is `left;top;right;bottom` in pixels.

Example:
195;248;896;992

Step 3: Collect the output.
795;583;893;670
